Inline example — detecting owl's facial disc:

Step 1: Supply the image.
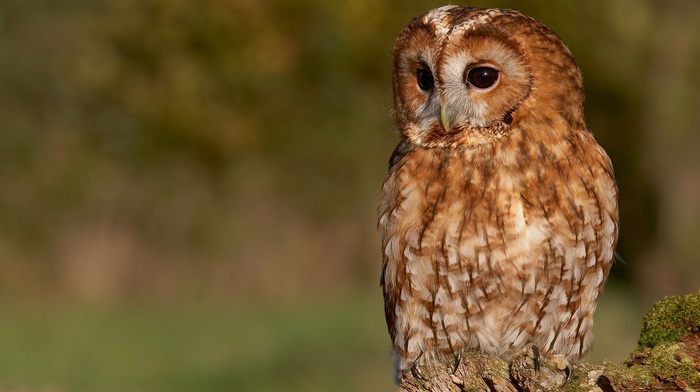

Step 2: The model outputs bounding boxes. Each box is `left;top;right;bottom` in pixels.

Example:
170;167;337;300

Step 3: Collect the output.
439;64;502;131
392;6;588;149
391;11;533;148
436;28;530;132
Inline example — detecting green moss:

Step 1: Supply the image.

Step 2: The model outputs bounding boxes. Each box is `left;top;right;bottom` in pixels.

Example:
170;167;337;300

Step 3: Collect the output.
646;343;699;385
603;336;699;389
603;360;652;387
612;341;699;389
484;356;510;380
638;293;700;348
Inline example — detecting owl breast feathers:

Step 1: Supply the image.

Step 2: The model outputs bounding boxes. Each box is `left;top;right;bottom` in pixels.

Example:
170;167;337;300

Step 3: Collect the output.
378;6;619;381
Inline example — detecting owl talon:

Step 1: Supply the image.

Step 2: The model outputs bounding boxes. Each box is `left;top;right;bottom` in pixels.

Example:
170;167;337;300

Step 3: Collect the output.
531;345;540;372
564;362;573;384
548;355;573;386
411;363;427;380
554;357;573;385
453;351;462;373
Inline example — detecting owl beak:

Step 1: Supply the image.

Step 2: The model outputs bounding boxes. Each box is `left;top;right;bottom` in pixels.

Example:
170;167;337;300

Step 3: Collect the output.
440;101;452;131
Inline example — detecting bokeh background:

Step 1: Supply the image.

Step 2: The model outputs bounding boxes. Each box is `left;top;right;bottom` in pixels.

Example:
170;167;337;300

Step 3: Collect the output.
0;0;699;391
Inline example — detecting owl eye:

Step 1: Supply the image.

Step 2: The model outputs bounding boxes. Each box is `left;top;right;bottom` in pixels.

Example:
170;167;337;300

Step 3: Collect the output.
467;67;499;89
416;68;434;91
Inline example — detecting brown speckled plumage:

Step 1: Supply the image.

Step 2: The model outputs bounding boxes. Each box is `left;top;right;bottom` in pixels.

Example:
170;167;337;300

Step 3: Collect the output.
379;6;619;381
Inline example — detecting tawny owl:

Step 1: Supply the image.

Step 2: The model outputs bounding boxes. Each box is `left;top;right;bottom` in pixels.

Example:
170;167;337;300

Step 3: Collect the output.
378;6;619;382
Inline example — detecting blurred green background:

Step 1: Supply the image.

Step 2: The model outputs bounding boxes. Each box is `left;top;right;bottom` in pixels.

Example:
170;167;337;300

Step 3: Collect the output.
0;0;698;391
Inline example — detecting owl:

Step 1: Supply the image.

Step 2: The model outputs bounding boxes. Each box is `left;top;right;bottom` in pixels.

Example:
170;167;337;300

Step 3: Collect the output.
378;6;619;383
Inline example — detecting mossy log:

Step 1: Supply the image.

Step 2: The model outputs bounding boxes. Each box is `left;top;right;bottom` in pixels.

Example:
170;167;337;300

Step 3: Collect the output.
398;292;700;392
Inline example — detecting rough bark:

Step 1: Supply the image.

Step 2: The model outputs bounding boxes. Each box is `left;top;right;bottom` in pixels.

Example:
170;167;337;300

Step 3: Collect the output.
398;293;700;392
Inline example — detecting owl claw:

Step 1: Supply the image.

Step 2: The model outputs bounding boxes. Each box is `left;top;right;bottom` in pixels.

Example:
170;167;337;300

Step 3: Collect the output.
452;351;462;373
530;345;540;372
411;362;427;380
551;357;573;385
564;362;573;384
545;354;574;386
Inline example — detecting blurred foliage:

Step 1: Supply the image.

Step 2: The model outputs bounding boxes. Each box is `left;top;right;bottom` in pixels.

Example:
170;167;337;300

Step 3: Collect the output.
0;0;698;389
0;293;394;392
0;285;643;392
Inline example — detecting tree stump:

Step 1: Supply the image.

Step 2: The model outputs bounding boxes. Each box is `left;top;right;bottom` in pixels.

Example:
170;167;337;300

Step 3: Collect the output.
398;292;700;392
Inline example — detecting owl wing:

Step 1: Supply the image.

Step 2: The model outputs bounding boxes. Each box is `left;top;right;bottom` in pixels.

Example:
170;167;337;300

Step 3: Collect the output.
387;138;413;172
381;139;413;340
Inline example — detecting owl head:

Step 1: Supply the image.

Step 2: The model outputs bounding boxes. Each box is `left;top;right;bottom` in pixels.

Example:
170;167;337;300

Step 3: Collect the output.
392;6;585;148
